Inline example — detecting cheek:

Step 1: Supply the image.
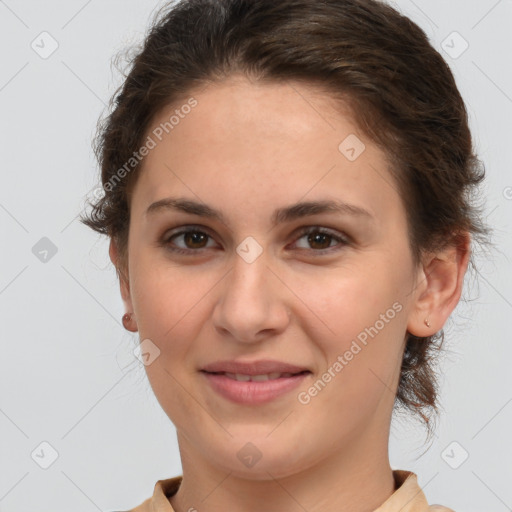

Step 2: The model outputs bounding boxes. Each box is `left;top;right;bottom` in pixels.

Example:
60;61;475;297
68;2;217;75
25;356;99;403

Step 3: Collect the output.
303;298;405;433
130;249;210;339
298;259;396;334
305;260;407;387
130;260;210;427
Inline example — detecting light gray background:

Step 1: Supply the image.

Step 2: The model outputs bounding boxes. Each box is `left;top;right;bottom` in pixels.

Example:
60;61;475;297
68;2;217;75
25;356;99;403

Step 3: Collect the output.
0;0;511;511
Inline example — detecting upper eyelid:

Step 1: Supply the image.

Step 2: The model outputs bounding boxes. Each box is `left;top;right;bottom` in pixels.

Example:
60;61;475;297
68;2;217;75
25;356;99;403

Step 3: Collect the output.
163;224;217;241
164;224;344;238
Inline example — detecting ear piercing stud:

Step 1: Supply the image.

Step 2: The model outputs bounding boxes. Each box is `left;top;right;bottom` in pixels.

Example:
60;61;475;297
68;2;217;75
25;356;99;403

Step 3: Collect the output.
122;312;136;331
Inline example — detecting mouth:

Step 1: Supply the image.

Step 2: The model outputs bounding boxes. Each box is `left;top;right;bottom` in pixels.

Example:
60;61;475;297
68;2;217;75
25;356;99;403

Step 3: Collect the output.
200;359;311;375
199;362;312;404
201;370;311;382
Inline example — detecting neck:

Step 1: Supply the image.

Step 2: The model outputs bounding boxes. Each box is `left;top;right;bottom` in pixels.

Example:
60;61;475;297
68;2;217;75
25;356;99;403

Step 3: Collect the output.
170;425;395;512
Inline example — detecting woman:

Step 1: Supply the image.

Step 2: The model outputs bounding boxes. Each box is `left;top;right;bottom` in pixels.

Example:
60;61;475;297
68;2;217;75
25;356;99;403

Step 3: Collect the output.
81;0;490;510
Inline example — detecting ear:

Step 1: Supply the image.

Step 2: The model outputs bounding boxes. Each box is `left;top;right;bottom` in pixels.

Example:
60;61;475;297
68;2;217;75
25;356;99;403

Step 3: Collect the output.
407;232;471;337
109;238;135;321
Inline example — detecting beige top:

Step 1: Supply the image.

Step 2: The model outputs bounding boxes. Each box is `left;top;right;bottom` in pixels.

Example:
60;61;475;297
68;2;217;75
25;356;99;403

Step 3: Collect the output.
124;470;455;511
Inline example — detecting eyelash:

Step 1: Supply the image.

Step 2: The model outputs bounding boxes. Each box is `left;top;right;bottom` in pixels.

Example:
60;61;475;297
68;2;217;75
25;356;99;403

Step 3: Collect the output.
160;225;350;256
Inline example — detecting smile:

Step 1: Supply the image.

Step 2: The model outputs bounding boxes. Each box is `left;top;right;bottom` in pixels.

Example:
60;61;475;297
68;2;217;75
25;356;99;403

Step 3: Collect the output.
201;370;311;404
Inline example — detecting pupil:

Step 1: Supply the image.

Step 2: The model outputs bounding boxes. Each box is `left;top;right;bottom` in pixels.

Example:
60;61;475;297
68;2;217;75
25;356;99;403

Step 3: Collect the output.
309;232;331;250
185;232;207;248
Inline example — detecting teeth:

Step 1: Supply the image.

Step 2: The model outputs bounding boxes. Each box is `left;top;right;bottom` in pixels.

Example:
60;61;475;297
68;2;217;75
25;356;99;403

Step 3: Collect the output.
251;374;270;381
223;372;296;381
226;373;251;381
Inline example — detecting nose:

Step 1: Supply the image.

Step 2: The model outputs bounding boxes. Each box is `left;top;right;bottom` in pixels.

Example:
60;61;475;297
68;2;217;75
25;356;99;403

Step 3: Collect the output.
211;248;291;344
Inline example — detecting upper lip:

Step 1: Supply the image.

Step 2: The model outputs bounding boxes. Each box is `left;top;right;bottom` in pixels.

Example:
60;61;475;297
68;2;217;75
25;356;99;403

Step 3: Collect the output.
201;360;310;375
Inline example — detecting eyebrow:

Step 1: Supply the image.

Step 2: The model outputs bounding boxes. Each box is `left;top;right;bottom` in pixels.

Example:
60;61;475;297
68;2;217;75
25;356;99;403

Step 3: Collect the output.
145;197;374;227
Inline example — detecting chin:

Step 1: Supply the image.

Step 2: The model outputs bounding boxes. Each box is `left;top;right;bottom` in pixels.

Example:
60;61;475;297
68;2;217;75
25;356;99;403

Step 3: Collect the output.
205;435;309;480
224;456;305;481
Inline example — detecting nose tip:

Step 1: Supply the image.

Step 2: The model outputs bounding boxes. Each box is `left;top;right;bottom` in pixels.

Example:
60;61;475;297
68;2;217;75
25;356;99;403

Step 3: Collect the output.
211;258;292;344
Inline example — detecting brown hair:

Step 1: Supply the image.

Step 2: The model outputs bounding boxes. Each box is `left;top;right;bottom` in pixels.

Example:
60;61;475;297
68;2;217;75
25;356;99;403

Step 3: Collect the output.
80;0;491;441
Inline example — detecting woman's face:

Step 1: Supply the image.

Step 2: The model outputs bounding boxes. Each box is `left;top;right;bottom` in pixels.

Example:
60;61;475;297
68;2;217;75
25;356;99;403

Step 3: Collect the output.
116;75;428;478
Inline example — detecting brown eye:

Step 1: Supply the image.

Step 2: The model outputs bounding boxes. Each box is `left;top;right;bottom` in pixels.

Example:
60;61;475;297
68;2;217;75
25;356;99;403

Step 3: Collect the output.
307;231;333;250
293;227;349;253
162;227;217;254
181;231;209;249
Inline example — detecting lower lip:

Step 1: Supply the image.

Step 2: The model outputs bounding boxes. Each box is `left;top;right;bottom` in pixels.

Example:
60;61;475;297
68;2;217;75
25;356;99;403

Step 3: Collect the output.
201;371;310;405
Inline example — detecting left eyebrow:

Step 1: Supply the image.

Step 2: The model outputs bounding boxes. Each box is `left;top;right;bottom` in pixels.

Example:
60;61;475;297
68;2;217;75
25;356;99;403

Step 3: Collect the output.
145;197;375;227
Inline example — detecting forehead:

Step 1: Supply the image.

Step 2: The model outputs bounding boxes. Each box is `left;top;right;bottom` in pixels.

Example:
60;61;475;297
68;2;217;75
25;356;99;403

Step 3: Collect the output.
131;76;404;228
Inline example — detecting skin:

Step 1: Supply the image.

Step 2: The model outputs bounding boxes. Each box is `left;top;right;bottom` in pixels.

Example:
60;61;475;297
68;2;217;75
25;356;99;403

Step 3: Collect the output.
109;74;470;512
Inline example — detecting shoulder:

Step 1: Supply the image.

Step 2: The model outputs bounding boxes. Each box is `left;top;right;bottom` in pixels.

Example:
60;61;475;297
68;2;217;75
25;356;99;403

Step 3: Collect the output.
110;476;182;512
388;470;456;512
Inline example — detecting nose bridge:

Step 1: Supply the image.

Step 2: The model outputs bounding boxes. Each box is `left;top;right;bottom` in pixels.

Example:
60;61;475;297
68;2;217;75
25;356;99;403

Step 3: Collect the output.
228;242;272;307
227;234;271;292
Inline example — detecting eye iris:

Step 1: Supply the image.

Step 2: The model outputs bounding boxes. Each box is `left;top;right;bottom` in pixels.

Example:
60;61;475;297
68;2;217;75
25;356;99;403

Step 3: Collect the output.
185;232;208;249
308;232;331;250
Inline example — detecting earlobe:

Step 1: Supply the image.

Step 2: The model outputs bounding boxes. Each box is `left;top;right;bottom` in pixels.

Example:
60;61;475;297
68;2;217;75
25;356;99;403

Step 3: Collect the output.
109;238;137;330
407;233;471;337
122;312;138;332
